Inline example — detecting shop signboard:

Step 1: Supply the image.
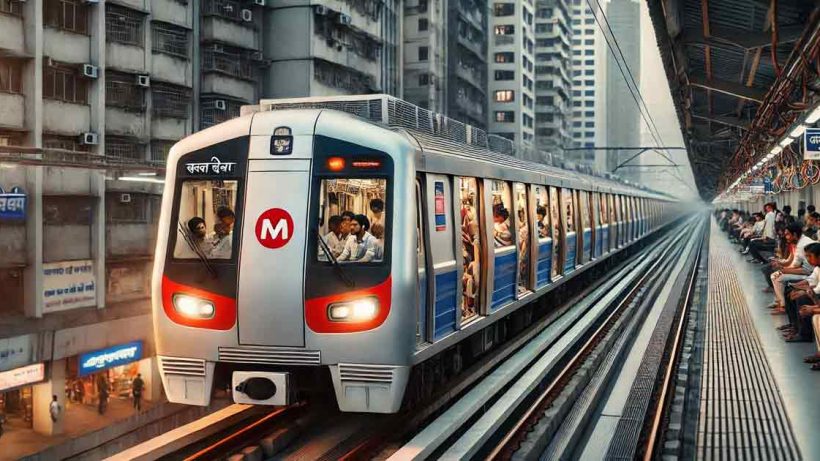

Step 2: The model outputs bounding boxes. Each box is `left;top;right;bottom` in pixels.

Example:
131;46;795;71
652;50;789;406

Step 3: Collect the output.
0;334;35;372
0;363;45;392
78;341;143;377
0;186;26;221
806;128;820;161
43;260;96;313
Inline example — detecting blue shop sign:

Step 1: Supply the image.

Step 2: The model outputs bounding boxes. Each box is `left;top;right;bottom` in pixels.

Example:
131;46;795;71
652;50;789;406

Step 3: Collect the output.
806;128;820;160
78;341;143;376
0;186;26;220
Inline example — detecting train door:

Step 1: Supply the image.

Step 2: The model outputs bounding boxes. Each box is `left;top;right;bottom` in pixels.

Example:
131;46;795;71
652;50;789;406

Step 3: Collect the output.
599;192;609;255
513;183;532;296
489;180;516;309
579;191;592;263
459;177;483;324
415;179;429;346
534;185;552;287
608;193;616;251
550;186;563;279
592;192;601;258
563;188;577;273
427;174;459;340
615;195;623;248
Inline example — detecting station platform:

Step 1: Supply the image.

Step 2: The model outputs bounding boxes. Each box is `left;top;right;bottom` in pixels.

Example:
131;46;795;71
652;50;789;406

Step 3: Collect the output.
703;222;820;460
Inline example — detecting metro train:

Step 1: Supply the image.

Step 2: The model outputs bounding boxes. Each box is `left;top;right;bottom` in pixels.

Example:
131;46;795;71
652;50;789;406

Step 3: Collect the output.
152;95;677;413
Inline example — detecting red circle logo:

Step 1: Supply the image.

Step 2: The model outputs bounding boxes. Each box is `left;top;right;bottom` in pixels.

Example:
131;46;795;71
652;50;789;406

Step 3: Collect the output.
255;208;294;249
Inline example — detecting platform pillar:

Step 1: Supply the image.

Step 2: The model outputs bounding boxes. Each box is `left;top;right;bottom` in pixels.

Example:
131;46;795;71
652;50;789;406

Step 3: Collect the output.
32;358;66;436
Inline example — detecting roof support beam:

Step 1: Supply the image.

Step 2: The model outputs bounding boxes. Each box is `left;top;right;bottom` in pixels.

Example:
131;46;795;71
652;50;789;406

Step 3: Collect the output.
691;112;748;130
681;24;804;50
688;75;767;102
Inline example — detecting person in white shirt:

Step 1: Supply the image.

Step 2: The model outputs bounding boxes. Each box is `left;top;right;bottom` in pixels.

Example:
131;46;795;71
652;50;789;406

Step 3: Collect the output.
780;243;820;356
322;215;346;258
770;223;815;313
338;214;378;262
49;395;61;423
749;203;777;263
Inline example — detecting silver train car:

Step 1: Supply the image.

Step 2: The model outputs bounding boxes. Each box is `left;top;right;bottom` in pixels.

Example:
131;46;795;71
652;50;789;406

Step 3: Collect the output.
152;95;677;413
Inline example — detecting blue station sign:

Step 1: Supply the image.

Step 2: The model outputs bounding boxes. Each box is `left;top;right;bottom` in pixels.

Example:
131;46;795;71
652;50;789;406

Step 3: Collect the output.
805;128;820;161
0;186;26;220
78;341;143;376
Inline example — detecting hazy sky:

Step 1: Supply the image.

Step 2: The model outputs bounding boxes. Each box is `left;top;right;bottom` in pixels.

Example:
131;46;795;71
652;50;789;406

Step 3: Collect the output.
636;0;699;199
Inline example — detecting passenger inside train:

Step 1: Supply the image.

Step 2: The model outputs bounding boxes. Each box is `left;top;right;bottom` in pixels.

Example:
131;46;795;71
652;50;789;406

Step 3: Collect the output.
318;178;387;263
717;204;820;370
174;179;238;260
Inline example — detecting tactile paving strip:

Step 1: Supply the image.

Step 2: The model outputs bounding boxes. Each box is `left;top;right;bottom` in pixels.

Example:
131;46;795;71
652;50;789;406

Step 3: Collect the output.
698;222;801;460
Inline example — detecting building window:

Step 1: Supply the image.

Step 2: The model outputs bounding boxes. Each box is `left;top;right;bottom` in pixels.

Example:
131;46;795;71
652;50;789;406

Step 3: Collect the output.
494;90;514;102
585;90;594;96
585;110;594;116
200;97;242;129
43;62;88;104
43;134;90;152
203;0;253;24
523;94;533;109
106;5;144;47
585;121;594;128
0;0;23;16
572;90;581;97
152;21;189;59
418;46;428;61
43;196;92;226
418;18;428;31
0;58;23;94
585;17;595;24
107;192;150;223
573;121;582;127
152;82;191;118
495;70;514;80
494;3;514;16
106;71;145;112
584;69;594;75
572;101;581;107
584;49;594;56
537;96;554;105
585;59;594;65
106;135;144;161
495;25;514;35
584;100;594;107
44;0;88;34
495;111;515;122
202;43;256;80
418;73;429;86
418;0;428;12
495;52;514;63
150;140;174;164
523;114;533;128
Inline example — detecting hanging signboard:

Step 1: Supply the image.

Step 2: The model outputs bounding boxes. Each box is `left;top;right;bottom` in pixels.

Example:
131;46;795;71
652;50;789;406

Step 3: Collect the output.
0;186;26;221
43;260;96;313
805;128;820;160
0;363;45;392
78;341;143;376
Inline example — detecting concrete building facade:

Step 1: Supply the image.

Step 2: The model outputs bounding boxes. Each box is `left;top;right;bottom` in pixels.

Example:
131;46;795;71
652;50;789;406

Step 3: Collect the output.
487;0;535;146
446;0;488;129
402;0;447;113
567;0;608;168
533;0;572;161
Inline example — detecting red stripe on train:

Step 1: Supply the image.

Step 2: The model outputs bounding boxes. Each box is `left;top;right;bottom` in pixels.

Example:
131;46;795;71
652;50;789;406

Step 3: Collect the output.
161;275;237;330
305;276;392;333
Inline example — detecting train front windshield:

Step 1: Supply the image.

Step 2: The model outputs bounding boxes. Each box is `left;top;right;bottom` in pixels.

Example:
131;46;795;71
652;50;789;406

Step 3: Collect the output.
173;179;240;260
317;178;388;264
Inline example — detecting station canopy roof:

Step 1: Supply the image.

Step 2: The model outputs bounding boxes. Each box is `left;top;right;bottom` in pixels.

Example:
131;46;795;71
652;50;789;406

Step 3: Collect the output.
646;0;819;200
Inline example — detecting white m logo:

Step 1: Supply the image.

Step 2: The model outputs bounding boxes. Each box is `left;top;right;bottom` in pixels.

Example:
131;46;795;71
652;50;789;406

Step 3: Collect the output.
260;218;289;240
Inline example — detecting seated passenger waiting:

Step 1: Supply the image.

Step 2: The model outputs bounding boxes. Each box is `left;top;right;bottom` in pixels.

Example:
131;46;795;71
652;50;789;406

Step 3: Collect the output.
338;214;379;262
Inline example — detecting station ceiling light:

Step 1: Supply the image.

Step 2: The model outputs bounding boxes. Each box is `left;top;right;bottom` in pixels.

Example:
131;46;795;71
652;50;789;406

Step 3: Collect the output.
807;105;820;124
779;137;795;148
790;125;807;138
771;146;783;155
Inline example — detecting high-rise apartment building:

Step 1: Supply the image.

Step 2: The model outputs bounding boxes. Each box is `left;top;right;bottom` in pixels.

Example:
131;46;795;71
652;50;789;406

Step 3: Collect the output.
604;0;640;180
533;0;573;161
446;0;488;129
403;0;447;113
264;0;402;98
0;0;402;439
568;0;607;168
488;1;536;146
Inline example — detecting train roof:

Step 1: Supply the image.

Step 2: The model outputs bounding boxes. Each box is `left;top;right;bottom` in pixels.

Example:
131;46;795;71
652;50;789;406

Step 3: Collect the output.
249;94;675;201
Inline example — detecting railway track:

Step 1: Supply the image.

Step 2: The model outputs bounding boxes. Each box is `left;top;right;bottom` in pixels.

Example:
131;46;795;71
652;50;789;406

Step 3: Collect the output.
146;215;706;461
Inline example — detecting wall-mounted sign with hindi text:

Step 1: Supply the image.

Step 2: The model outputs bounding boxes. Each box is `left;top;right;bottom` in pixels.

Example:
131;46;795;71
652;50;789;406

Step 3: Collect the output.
43;260;96;313
185;156;237;175
805;128;820;161
0;186;26;220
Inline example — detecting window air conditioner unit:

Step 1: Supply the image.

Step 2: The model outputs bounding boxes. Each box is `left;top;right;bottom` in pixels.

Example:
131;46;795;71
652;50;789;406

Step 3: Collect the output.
212;43;224;52
82;64;98;79
337;13;351;25
314;5;328;15
251;51;264;61
136;75;150;87
241;9;253;22
120;193;132;203
214;100;227;111
254;0;265;5
80;132;99;145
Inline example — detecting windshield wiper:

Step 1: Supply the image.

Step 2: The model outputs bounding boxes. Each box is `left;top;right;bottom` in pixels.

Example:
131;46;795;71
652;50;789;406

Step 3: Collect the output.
178;222;218;278
317;230;355;288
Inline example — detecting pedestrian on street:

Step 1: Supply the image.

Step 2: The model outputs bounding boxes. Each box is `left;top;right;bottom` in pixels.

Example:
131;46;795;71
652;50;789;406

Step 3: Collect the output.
49;395;61;423
132;373;144;411
97;375;109;415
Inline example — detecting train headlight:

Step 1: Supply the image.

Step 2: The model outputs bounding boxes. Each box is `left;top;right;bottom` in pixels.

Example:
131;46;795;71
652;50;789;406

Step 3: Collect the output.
173;294;215;319
328;297;379;322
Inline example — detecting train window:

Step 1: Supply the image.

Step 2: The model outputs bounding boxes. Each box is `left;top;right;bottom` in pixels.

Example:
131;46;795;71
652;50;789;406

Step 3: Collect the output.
599;193;608;224
562;188;575;233
173;179;239;260
580;191;591;229
549;187;562;277
460;177;481;320
534;185;549;239
318;178;387;263
514;183;530;293
491;180;514;248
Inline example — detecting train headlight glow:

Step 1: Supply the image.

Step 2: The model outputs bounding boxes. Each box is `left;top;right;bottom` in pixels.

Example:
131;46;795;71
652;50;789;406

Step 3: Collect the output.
173;294;216;319
328;297;379;322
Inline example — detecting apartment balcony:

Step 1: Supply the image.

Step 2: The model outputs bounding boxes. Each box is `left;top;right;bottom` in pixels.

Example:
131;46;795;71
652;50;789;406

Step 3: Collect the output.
107;43;147;73
457;7;483;32
455;68;485;95
0;93;24;129
44;28;90;64
0;13;24;54
152;53;193;87
150;0;191;26
310;33;381;81
456;35;485;61
151;116;188;141
201;73;256;104
43;100;90;135
105;108;146;138
494;35;515;46
202;15;258;51
454;96;484;121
